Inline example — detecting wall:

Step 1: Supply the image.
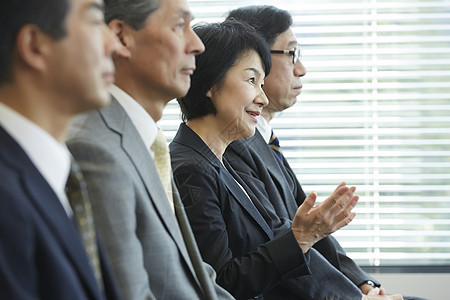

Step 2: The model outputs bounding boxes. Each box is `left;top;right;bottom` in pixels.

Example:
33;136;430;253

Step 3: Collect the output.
368;273;450;300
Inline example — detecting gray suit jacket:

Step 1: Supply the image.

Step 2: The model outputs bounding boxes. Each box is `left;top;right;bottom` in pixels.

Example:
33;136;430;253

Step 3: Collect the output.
67;97;233;300
224;129;379;288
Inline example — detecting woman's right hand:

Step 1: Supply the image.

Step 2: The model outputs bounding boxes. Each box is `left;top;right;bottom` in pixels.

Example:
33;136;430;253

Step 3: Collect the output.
291;182;359;253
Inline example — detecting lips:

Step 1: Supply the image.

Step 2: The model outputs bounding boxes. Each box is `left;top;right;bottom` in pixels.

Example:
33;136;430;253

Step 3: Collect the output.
103;60;115;85
246;110;260;122
181;67;196;75
102;72;115;85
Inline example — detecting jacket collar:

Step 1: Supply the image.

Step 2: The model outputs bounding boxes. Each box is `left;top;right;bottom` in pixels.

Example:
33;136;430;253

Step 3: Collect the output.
172;123;274;239
97;98;203;290
0;126;103;299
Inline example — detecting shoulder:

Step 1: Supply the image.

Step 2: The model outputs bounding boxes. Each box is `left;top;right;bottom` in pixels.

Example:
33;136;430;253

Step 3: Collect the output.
0;159;35;237
171;143;217;181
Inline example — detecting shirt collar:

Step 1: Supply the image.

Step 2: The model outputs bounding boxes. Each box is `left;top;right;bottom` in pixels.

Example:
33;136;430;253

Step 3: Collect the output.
108;84;158;156
256;115;272;144
0;102;72;215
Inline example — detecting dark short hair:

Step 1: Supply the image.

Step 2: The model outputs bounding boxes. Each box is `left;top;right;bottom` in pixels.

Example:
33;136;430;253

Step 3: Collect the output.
178;19;271;121
0;0;70;84
104;0;160;30
226;5;293;46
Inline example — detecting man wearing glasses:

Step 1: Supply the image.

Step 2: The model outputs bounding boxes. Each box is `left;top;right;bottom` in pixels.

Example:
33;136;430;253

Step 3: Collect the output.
222;5;421;300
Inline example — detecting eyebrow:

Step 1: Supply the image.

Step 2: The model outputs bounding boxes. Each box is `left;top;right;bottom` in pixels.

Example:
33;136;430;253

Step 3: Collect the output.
176;8;194;21
246;67;263;77
287;41;298;48
87;1;105;13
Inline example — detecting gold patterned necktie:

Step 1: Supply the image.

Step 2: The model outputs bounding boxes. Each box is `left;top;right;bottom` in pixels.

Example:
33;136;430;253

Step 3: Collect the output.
151;128;174;211
65;160;104;289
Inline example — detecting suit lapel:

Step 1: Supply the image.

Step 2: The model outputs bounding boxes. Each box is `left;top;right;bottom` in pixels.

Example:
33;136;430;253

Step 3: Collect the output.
98;99;200;287
221;160;274;239
0;127;101;299
249;131;299;218
174;124;273;240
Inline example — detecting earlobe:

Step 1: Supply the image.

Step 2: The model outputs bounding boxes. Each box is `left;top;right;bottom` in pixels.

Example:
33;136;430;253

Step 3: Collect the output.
16;25;49;73
108;20;132;58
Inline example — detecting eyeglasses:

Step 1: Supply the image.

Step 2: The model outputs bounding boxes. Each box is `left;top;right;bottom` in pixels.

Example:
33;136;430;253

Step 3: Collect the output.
270;45;302;64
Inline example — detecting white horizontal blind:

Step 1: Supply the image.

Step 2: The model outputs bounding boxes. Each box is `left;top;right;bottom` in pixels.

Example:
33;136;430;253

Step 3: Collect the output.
160;0;450;266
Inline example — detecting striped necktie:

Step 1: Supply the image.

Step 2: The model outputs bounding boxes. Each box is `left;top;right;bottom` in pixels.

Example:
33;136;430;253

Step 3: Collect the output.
65;160;103;290
151;128;174;211
268;129;283;161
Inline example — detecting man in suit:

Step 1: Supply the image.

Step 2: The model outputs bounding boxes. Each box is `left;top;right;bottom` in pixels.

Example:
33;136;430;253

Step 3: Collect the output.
224;5;424;300
0;0;120;299
66;0;234;299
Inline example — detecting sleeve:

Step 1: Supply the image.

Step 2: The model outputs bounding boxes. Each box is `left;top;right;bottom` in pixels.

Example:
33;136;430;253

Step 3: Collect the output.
328;236;381;287
67;139;156;300
0;184;36;300
282;155;307;206
173;161;311;300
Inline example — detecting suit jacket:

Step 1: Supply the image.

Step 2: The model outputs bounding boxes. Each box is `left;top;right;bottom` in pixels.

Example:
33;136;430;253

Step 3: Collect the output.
169;123;365;300
66;97;233;300
224;129;380;287
0;126;120;300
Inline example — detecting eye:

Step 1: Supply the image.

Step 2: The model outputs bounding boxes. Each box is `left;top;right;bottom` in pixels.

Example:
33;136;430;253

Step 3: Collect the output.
261;83;264;88
87;8;105;26
174;18;187;31
248;77;255;84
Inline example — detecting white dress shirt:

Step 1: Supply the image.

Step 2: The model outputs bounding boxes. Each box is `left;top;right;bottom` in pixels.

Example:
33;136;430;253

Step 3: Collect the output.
108;85;175;212
0;102;72;216
108;84;158;159
256;115;273;144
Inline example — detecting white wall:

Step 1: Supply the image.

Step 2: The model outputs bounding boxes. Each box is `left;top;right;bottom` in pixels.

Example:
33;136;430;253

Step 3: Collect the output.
369;273;450;300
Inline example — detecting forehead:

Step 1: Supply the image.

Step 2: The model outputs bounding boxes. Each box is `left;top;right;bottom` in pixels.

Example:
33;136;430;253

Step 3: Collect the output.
233;50;264;73
69;0;103;16
155;0;192;20
272;28;297;49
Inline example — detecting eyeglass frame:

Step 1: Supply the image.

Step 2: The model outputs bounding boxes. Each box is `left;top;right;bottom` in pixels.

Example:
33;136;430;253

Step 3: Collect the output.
270;45;302;64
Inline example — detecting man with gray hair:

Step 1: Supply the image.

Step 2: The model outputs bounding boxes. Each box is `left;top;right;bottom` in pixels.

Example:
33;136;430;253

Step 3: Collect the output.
67;0;234;299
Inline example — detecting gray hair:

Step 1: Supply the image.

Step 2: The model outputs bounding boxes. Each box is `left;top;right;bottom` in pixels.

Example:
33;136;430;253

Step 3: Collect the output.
104;0;161;30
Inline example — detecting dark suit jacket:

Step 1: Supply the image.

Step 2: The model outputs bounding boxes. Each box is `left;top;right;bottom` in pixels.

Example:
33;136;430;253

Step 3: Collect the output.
0;126;120;300
67;98;232;300
224;129;379;287
171;123;360;300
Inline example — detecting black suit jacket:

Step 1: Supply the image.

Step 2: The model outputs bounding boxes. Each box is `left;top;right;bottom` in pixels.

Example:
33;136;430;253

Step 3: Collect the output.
170;123;317;300
224;129;379;287
0;126;120;300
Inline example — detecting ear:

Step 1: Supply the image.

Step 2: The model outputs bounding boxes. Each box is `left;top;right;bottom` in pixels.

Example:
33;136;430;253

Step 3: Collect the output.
108;20;132;58
15;25;51;73
206;88;213;99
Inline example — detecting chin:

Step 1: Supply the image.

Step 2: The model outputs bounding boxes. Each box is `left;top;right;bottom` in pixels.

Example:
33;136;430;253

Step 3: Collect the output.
242;127;256;139
95;91;112;108
172;85;190;99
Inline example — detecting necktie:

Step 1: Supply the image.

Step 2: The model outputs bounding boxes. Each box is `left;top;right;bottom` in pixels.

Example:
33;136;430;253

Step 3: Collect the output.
269;129;283;161
151;128;174;211
65;160;103;289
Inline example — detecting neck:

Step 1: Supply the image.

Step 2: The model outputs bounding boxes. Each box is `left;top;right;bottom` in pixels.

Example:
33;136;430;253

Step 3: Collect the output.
0;83;70;143
114;68;169;122
186;116;231;162
261;109;275;123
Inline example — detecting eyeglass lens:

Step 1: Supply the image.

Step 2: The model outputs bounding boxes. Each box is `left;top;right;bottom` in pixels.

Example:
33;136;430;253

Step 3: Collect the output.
293;46;302;64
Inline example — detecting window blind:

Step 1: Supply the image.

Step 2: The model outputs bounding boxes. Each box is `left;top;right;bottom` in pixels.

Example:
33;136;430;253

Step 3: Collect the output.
160;0;450;267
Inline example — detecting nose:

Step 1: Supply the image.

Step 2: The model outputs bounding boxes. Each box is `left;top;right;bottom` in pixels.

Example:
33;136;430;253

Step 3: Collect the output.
186;27;205;55
101;24;119;57
294;59;307;77
255;87;269;108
